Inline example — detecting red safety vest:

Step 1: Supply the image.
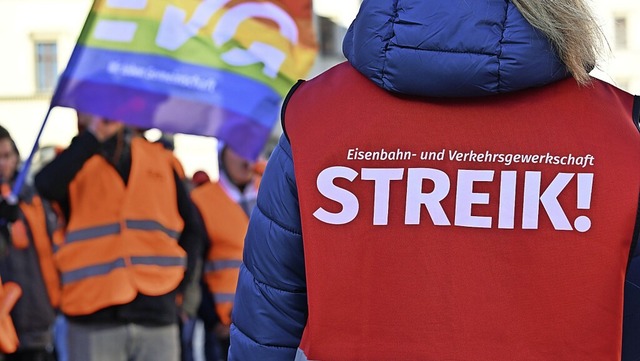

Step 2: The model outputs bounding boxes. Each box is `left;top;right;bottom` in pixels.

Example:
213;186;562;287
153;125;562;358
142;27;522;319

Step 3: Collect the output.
285;63;640;360
56;138;186;316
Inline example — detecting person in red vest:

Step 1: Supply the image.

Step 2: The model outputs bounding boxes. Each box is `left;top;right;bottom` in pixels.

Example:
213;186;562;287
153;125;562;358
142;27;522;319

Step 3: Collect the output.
0;125;58;361
34;114;203;361
189;143;263;361
229;0;640;360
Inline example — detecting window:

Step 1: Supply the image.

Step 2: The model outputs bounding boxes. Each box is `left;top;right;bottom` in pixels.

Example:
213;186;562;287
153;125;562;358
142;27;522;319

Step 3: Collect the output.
614;17;627;50
318;16;337;56
35;41;58;92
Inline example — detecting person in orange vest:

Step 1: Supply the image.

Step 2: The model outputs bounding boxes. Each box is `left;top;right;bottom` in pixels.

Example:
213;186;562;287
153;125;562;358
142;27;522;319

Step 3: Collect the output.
148;133;205;361
34;114;203;361
228;0;640;360
0;125;59;361
189;143;263;361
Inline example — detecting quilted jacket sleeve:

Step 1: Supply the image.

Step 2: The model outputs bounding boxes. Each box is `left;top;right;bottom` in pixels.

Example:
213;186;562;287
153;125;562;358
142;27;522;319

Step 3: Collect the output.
623;255;640;361
229;135;307;360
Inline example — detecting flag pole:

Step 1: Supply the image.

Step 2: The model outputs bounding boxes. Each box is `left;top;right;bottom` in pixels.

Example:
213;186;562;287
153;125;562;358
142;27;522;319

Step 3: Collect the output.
8;106;53;204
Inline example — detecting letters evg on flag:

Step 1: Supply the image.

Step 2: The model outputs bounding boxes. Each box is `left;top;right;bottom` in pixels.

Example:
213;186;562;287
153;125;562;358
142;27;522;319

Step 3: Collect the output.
52;0;317;160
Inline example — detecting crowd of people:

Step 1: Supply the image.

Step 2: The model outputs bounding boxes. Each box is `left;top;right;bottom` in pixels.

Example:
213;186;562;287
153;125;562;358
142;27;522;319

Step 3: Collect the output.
0;117;264;361
1;0;640;360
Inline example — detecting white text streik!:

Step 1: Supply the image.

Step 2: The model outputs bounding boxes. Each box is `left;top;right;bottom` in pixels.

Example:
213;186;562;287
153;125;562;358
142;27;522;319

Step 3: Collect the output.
313;166;594;233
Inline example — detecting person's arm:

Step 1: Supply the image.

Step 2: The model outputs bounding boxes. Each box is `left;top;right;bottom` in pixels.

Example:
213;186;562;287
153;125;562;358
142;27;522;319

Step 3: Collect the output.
229;135;307;360
175;172;204;292
623;253;640;360
34;131;100;203
34;118;122;203
177;183;208;320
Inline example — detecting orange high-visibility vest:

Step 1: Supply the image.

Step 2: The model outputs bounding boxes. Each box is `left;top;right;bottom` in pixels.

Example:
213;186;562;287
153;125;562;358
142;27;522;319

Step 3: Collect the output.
56;137;186;316
18;195;61;308
286;63;640;360
191;181;250;325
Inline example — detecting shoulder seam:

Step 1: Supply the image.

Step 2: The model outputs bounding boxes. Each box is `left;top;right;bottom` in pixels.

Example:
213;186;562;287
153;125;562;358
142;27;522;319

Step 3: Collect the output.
255;202;302;237
379;0;399;89
232;322;301;351
251;269;307;295
275;138;293;161
496;2;510;93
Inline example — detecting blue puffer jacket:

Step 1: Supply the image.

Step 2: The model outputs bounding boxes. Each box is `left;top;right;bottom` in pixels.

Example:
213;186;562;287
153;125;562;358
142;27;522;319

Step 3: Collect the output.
230;0;574;359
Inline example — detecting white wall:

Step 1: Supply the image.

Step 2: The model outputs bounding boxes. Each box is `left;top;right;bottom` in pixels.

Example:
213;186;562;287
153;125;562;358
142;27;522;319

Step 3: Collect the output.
0;0;92;96
592;0;640;93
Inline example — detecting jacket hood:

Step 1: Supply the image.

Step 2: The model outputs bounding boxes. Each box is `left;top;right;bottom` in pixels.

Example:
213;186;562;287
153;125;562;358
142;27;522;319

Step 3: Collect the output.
343;0;570;97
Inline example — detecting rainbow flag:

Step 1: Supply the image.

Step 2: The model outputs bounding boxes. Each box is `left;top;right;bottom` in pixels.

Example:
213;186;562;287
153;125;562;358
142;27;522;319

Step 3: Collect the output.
52;0;317;160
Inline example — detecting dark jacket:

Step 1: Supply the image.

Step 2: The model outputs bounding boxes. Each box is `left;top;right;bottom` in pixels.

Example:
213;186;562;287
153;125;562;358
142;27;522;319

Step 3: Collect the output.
0;183;56;350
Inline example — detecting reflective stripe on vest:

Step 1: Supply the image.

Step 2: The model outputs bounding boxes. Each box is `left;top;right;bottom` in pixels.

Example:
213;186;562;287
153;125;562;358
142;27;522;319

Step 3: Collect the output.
126;220;181;240
205;259;243;305
61;258;126;285
204;259;243;273
61;256;186;285
63;220;181;247
65;223;121;245
211;293;235;303
286;63;640;360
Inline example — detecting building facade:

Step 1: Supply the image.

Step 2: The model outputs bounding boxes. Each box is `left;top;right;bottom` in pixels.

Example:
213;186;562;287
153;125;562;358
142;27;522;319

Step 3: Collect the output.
592;0;640;93
0;0;91;157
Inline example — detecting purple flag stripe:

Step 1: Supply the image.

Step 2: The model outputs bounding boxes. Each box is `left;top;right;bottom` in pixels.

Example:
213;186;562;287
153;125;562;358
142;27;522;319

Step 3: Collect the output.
56;46;282;128
54;79;270;160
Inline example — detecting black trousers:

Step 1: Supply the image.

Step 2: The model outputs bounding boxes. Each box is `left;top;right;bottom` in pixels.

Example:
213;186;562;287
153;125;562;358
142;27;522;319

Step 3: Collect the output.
4;349;55;361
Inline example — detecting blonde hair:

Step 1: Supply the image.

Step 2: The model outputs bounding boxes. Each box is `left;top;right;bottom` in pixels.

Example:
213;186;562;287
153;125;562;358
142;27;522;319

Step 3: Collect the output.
511;0;606;85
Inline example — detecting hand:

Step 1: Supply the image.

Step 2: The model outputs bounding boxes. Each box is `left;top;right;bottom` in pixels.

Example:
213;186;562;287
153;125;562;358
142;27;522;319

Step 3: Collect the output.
0;198;19;223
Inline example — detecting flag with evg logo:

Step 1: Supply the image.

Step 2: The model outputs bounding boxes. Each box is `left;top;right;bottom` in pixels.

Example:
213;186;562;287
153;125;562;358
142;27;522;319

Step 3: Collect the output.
52;0;317;161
